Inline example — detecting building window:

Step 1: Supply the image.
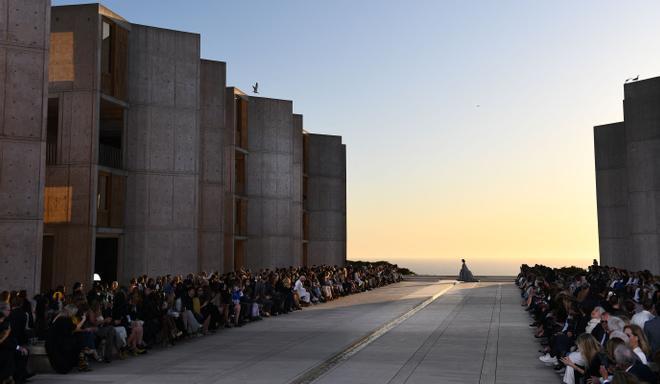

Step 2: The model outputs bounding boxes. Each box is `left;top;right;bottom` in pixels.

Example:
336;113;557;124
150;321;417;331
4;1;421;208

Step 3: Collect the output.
101;21;112;74
46;98;59;165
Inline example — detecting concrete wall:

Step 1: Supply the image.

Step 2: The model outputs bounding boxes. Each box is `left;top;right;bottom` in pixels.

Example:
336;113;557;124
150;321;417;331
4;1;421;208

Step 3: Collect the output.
198;59;226;273
594;122;629;269
0;0;50;293
245;97;298;270
291;115;304;266
595;77;660;274
45;4;99;290
123;25;200;280
623;78;660;273
306;134;346;266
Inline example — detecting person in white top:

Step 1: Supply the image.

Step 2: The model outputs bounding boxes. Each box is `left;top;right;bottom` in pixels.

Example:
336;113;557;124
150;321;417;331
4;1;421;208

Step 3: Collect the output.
294;276;311;304
632;301;654;328
624;324;650;365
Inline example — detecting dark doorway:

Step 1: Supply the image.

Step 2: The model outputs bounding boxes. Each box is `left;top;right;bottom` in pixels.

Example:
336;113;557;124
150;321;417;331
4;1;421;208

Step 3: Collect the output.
41;235;55;291
95;237;118;283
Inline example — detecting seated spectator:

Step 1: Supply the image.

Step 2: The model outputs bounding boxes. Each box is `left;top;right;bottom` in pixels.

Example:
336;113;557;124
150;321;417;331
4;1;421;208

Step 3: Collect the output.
631;300;654;328
45;304;90;373
644;302;660;355
613;344;657;384
623;324;651;365
560;333;602;383
294;276;311;305
0;302;24;384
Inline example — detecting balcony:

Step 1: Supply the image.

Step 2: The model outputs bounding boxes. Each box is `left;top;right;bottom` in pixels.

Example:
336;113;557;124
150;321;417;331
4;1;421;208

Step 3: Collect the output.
99;144;122;169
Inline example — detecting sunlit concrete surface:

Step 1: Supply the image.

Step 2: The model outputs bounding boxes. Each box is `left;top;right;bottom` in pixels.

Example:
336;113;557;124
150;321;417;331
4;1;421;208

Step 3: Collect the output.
31;279;557;384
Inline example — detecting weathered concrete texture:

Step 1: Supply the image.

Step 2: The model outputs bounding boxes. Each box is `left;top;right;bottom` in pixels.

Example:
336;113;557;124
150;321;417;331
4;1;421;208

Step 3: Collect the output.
596;77;660;274
594;122;629;269
307;134;346;266
0;0;50;294
245;97;298;269
198;60;226;273
123;25;200;280
625;78;660;274
44;5;100;289
292;114;304;264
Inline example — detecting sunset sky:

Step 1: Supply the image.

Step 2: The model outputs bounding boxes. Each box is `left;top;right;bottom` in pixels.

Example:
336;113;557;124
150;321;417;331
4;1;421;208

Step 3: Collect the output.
54;0;660;275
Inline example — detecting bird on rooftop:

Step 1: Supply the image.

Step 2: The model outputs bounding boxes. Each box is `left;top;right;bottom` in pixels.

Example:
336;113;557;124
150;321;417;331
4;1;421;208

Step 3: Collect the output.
625;76;640;83
252;82;259;94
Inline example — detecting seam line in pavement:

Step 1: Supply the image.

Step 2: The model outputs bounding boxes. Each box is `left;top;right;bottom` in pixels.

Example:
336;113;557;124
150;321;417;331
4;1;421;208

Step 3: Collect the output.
287;282;457;384
387;283;475;384
479;283;502;384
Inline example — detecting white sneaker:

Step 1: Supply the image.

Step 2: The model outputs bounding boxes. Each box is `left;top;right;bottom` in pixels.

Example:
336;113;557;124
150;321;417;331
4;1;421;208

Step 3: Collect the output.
539;353;557;365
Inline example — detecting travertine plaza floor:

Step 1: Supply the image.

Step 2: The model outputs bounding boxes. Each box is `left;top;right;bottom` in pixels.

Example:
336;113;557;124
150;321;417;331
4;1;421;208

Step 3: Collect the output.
33;278;558;384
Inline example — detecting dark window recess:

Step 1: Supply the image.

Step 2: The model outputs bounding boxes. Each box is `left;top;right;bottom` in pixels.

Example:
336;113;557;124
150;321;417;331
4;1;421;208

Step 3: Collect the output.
96;171;125;228
95;237;118;284
99;100;123;169
236;152;246;195
236;97;248;148
101;21;112;74
235;199;247;236
100;19;127;100
46;98;59;165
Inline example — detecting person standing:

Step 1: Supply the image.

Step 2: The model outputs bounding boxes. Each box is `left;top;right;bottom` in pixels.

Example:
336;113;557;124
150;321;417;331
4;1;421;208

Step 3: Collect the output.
458;259;478;282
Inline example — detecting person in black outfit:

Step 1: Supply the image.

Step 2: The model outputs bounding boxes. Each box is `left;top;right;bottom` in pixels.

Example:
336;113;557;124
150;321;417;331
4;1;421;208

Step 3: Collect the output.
45;304;89;373
614;344;657;384
0;302;17;383
8;296;31;383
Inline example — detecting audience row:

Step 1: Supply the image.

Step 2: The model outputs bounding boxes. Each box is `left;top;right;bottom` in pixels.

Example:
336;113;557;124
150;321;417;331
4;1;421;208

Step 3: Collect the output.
0;263;403;383
518;261;660;384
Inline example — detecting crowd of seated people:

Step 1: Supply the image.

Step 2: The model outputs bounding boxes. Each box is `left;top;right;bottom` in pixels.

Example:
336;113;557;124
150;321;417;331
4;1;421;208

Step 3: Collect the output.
518;261;660;384
0;263;402;383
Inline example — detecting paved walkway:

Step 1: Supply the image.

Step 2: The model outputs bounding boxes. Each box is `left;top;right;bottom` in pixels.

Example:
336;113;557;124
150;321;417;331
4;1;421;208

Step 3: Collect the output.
314;282;558;384
32;280;558;384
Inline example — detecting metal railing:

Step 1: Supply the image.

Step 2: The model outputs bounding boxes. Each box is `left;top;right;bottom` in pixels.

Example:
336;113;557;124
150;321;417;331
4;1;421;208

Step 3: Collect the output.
46;142;57;165
99;144;122;169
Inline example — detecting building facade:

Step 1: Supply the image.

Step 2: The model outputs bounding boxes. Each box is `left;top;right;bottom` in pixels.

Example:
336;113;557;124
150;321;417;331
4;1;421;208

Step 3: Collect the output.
2;3;348;292
595;76;660;274
304;134;347;266
0;0;50;293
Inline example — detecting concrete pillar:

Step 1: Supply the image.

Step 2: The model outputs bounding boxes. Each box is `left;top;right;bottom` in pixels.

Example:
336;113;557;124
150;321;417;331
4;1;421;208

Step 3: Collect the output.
0;0;50;294
123;25;200;280
291;114;303;266
245;97;296;270
306;134;346;266
198;59;226;273
594;122;629;269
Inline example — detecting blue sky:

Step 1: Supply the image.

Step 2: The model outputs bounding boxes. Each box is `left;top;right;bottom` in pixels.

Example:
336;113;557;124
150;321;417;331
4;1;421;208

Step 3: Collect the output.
53;0;660;274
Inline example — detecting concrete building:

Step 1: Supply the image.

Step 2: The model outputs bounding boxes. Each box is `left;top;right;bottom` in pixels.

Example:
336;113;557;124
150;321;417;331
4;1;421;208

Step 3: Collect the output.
225;89;304;271
0;0;50;293
304;133;347;266
595;76;660;274
1;3;346;292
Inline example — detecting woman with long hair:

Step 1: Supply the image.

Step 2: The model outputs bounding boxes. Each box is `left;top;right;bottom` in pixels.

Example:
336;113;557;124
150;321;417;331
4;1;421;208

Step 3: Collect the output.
560;333;602;382
624;324;651;365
